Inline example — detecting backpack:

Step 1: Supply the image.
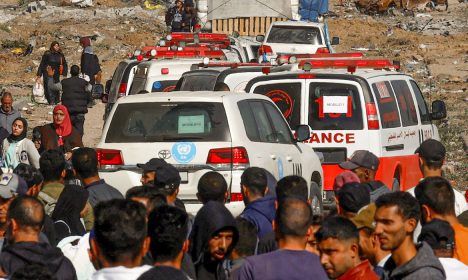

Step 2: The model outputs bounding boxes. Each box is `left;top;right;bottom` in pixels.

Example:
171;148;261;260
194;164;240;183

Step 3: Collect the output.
38;191;57;216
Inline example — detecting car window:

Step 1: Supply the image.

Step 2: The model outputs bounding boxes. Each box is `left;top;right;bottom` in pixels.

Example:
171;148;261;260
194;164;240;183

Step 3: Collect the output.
391;80;418;126
180;75;218;91
264;102;294;144
253;83;302;129
109;62;127;101
309;83;363;130
128;78;146;95
372;81;401;128
410;80;431;124
151;80;178;92
106;102;231;143
267;26;323;45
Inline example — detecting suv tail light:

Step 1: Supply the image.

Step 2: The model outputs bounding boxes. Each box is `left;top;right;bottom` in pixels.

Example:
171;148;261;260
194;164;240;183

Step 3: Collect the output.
118;83;127;98
161;68;169;74
206;147;249;164
97;149;124;166
365;103;380;129
316;47;330;54
258;45;273;56
230;192;244;202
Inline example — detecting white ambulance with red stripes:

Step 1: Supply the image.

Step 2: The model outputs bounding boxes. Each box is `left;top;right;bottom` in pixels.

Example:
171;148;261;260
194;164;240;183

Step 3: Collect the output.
245;56;447;209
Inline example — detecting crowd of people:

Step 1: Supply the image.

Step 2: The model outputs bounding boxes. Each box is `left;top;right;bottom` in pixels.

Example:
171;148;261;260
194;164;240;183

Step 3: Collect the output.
0;128;465;280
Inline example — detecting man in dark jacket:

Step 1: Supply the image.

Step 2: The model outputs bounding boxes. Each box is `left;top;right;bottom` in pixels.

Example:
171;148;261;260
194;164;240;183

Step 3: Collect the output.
47;65;92;136
339;150;390;201
239;167;275;238
72;147;123;207
374;192;445;279
189;201;239;280
0;196;77;279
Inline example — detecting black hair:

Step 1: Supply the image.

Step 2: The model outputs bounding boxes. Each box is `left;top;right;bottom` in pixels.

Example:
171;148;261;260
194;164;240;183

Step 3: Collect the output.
71;147;98;179
415;176;455;216
39;149;66;182
125;185;167;212
147;205;188;262
70;65;80;76
424;159;443;169
375;191;421;223
276;175;308;203
197;171;227;203
241;167;267;196
276;198;312;237
93;199;147;263
10;263;57;280
315;216;358;243
7;196;45;231
310;214;323;226
13;163;44;189
233;217;257;257
32;126;41;142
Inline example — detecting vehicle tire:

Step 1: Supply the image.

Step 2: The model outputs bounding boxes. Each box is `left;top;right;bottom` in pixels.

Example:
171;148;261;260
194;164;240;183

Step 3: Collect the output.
392;170;400;192
309;182;323;216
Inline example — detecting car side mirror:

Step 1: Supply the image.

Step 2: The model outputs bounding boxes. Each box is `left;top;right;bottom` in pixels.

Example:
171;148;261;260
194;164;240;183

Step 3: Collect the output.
295;125;311;142
331;37;340;45
255;35;265;42
431;100;446;120
101;94;108;103
105;79;112;94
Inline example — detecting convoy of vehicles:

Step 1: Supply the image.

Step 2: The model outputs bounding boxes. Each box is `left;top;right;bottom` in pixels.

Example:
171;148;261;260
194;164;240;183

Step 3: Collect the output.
102;29;445;214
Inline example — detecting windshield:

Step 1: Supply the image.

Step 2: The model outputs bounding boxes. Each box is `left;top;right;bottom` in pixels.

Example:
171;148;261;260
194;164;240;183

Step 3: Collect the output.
106;102;231;143
180;75;218;91
308;83;363;130
267;26;323;45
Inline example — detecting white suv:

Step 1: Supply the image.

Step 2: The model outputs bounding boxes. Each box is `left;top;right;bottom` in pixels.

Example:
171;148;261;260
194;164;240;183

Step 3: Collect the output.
256;21;339;63
97;91;323;215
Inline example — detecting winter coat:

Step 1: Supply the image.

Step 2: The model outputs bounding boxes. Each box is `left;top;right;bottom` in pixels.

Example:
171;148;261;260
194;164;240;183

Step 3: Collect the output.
1;138;40;169
48;76;92;115
190;201;239;280
383;242;445;280
37;50;68;82
240;196;276;238
0;108;21;134
38;123;83;153
0;241;77;280
81;48;101;85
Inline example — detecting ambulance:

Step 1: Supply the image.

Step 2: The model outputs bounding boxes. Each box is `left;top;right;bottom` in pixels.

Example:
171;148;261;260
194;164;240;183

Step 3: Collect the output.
245;57;447;208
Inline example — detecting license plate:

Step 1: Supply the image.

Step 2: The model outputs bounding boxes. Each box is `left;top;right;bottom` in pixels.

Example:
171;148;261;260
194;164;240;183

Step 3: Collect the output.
179;172;188;183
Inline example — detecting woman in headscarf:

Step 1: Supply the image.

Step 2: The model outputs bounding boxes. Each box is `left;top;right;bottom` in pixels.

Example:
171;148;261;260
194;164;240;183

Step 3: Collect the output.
38;105;83;160
1;117;40;170
52;184;90;243
80;36;101;85
36;41;68;105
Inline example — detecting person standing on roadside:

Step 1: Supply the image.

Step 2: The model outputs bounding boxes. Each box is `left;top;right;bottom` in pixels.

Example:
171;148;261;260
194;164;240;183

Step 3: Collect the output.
79;37;101;86
36;41;68;105
0;92;21;134
47;65;92;136
166;0;185;32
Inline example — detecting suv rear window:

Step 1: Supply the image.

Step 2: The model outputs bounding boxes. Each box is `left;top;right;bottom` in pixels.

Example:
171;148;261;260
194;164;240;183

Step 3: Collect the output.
308;83;363;130
253;83;301;129
179;75;218;91
267;26;323;45
391;80;418;126
372;81;401;128
151;80;178;92
106;102;231;143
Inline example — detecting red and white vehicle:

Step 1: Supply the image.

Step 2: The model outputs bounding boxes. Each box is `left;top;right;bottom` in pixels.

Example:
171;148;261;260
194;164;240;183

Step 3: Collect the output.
245;57;447;209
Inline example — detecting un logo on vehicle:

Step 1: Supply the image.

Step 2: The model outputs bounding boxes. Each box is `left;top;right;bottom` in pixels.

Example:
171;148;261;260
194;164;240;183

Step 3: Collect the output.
158;150;171;159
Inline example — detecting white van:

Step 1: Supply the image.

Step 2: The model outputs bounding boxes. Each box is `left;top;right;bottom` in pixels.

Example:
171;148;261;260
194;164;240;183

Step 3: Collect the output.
245;58;447;208
97;92;323;215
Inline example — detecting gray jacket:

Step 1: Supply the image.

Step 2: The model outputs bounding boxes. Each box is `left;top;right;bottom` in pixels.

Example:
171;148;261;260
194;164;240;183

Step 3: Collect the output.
1;138;40;169
0;108;21;134
383;242;446;280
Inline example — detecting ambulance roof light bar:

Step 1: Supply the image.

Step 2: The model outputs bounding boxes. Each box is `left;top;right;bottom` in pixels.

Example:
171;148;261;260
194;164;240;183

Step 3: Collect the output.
197;62;272;69
298;59;400;71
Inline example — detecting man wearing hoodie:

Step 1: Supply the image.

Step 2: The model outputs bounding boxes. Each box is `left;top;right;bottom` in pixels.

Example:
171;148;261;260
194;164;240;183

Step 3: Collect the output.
0;196;76;279
89;199;152;280
239;167;275;238
339;150;389;201
374;192;445;279
189;201;239;280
